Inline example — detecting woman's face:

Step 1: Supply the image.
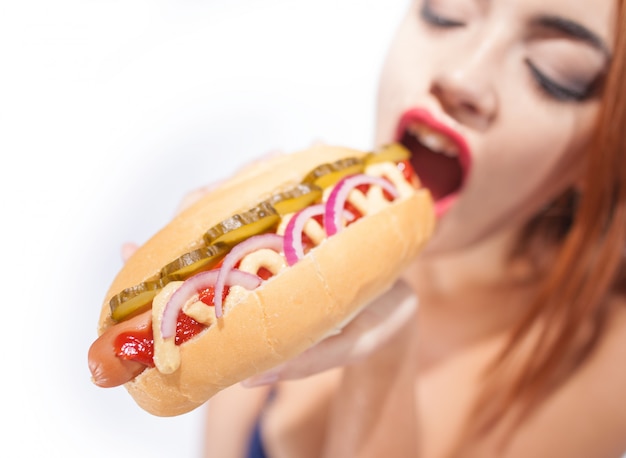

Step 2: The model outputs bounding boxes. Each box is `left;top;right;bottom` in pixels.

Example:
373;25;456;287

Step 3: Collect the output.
377;0;615;254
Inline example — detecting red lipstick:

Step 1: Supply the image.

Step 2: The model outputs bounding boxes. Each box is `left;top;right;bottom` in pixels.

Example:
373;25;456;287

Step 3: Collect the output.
395;108;471;217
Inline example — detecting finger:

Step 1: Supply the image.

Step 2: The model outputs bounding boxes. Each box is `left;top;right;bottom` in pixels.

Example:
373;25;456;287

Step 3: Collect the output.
174;181;224;215
174;150;284;216
340;279;418;364
242;280;418;386
121;242;139;263
235;149;283;175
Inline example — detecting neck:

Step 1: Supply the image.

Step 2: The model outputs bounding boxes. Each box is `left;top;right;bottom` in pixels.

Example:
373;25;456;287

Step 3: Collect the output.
404;228;539;367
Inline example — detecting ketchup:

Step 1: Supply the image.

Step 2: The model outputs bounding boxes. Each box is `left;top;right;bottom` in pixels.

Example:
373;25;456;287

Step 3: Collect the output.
115;285;228;366
116;328;155;367
398;159;419;186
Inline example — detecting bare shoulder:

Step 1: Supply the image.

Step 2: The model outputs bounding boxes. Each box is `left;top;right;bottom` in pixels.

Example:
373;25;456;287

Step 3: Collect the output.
605;294;626;342
591;295;626;380
593;295;626;383
584;296;626;395
504;296;626;457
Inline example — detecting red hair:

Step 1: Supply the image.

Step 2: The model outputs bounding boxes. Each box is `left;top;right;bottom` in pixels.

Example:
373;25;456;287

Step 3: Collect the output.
462;0;626;448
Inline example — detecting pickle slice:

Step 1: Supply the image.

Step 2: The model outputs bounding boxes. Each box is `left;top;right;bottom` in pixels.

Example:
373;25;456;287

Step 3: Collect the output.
365;143;410;165
302;156;365;189
110;278;165;322
160;242;230;281
264;183;323;215
204;202;280;246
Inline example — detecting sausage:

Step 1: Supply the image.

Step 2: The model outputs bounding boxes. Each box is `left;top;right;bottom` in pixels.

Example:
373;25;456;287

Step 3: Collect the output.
88;311;152;388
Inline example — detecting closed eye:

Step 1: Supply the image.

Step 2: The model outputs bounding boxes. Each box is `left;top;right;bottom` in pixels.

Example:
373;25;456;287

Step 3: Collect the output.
420;1;465;28
526;59;592;102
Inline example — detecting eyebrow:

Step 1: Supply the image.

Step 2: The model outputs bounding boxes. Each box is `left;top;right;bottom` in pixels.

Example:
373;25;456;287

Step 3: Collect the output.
534;15;612;58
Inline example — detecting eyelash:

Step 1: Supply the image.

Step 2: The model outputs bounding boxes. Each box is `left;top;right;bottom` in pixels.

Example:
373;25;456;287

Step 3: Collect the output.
418;2;594;104
420;2;465;28
525;60;590;102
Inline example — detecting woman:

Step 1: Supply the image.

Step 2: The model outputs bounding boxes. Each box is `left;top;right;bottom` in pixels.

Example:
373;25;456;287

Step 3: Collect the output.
202;0;626;456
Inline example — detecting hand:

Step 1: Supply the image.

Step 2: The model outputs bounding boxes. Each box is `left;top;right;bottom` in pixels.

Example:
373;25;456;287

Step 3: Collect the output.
119;182;220;263
242;279;419;386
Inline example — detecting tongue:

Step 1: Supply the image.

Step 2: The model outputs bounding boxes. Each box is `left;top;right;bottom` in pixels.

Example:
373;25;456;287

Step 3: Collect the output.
402;133;463;201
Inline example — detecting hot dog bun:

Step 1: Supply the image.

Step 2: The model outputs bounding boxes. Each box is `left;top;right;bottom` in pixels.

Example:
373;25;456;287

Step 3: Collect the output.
93;144;435;416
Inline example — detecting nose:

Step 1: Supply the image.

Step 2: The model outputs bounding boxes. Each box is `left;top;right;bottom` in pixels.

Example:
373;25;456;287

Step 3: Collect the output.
431;42;499;130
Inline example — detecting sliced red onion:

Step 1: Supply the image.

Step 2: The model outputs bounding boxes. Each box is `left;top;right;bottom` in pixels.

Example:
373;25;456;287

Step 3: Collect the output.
283;204;355;266
161;269;261;339
283;204;325;266
325;174;399;236
214;233;284;317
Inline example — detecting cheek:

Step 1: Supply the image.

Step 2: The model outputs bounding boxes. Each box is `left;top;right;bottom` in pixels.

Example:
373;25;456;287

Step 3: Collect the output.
493;127;572;178
483;76;599;186
376;31;406;134
375;23;436;144
491;101;597;183
375;55;433;144
431;109;596;254
476;122;582;219
375;68;396;144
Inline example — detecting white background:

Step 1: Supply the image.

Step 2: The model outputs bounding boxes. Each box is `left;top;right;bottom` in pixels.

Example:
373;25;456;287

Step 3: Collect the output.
1;0;408;457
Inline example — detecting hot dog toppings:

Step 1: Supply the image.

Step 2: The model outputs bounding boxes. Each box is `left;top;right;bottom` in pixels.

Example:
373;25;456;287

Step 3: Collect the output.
265;183;323;215
284;204;327;266
109;243;229;322
213;233;285;318
204;202;280;246
325;174;399;236
108;144;421;376
302;156;364;188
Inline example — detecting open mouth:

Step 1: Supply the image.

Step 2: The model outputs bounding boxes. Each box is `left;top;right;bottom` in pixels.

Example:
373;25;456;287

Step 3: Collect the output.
396;109;470;213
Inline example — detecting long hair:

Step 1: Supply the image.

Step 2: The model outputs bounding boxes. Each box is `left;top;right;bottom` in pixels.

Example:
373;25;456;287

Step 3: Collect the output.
461;0;626;449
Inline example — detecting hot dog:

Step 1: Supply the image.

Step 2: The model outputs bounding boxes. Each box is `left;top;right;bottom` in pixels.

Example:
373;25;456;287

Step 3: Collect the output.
88;143;435;417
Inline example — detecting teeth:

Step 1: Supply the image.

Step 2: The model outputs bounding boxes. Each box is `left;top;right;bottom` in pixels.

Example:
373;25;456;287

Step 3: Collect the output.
407;123;459;157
